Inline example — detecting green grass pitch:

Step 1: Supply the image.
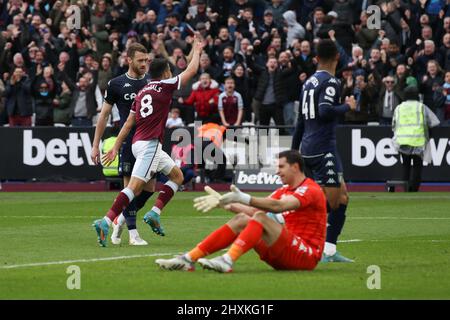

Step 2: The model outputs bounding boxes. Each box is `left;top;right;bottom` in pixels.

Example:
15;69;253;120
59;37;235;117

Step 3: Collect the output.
0;191;449;299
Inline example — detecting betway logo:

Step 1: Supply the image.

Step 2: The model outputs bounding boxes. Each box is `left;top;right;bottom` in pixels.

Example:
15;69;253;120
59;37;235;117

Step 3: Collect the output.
23;130;94;166
237;171;282;185
352;129;450;167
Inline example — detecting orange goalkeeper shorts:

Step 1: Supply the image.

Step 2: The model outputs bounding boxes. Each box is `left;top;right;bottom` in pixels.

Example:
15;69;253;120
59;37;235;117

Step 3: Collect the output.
254;227;321;270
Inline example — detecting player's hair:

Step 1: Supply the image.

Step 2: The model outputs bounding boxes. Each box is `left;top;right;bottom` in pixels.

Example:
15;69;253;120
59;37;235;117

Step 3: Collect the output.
150;58;170;79
316;39;338;62
313;7;324;14
403;85;419;101
278;150;305;172
127;43;148;59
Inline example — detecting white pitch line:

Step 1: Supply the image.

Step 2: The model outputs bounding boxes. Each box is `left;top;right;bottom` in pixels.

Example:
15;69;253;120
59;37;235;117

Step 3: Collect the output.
1;216;450;220
2;239;450;270
0;252;179;270
338;239;450;243
348;217;450;220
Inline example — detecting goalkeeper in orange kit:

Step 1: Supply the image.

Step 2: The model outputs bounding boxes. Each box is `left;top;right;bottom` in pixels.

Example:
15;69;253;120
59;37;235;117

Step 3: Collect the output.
155;150;327;272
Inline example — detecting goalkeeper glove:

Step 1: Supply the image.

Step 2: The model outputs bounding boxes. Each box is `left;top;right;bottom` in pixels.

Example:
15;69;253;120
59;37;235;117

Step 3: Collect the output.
219;185;251;206
193;186;221;213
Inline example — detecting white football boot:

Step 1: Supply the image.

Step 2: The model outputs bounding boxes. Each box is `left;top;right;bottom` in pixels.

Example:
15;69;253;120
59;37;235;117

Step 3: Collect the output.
198;255;233;273
155;255;195;271
129;231;148;246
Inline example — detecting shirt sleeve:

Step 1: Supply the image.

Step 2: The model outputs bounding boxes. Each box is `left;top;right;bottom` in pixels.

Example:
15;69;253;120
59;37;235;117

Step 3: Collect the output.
161;75;181;92
424;105;440;128
104;80;118;105
290;185;313;209
268;188;284;200
318;81;350;118
218;93;224;110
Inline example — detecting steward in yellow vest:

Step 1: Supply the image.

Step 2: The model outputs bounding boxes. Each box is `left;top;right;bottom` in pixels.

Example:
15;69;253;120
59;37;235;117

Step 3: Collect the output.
393;100;426;148
391;86;440;191
102;136;119;177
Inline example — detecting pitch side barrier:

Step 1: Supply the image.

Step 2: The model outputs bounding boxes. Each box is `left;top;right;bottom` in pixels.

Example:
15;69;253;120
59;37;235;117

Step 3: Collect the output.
0;125;449;182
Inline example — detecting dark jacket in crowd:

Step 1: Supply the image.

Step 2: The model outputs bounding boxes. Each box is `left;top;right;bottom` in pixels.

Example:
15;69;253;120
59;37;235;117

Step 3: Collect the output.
57;71;99;119
4;76;33;117
54;91;72;125
253;67;297;106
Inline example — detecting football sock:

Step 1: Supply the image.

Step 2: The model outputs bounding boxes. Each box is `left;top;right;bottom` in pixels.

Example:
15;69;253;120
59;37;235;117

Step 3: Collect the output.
116;213;126;226
194;224;237;259
227;220;263;262
129;229;138;239
182;170;194;185
186;247;206;262
153;181;178;214
324;242;337;256
106;188;134;222
135;191;154;210
123;199;137;230
104;216;113;227
124;191;154;230
325;204;347;255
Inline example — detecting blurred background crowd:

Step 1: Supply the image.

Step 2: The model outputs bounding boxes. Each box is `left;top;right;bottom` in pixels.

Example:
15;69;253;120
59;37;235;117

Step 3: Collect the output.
0;0;449;130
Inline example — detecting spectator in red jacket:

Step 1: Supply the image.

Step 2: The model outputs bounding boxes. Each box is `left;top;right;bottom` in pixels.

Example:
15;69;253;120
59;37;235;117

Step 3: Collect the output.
180;73;220;123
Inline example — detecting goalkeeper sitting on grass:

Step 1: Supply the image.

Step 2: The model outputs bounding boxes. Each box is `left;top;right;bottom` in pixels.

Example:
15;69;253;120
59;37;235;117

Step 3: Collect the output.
155;150;329;273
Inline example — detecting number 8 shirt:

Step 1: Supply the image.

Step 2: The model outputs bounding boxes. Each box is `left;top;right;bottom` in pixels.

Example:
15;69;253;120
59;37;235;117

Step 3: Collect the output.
130;76;181;144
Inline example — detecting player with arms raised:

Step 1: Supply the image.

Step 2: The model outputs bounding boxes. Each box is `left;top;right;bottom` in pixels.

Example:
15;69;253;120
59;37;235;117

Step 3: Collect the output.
291;39;357;262
93;36;204;247
91;43;153;246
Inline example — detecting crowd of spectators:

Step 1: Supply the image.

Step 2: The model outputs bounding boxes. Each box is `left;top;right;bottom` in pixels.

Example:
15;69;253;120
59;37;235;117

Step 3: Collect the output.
0;0;450;130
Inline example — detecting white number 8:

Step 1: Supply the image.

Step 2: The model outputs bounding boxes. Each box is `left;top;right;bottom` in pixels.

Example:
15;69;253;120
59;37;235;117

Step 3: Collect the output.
140;94;153;118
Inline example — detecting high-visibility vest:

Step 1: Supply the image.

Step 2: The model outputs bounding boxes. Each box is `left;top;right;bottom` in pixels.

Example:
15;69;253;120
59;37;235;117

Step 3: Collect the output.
394;100;426;147
102;136;119;177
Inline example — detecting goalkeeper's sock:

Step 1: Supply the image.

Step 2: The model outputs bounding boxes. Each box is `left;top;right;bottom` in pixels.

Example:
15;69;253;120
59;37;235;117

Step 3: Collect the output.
324;204;347;256
227;220;263;262
106;188;134;222
153;181;178;214
195;224;237;259
186;247;206;262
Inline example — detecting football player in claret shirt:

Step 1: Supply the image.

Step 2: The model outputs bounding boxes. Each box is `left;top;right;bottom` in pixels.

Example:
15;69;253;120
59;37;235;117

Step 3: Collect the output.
291;39;357;262
155;150;327;273
93;36;204;247
218;77;244;127
91;43;152;246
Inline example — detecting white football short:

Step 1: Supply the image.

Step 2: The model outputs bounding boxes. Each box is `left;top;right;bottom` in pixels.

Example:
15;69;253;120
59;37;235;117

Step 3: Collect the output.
131;139;175;183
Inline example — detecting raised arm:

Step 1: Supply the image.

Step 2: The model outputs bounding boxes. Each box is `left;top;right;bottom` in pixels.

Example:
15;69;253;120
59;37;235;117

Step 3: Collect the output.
179;35;204;88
